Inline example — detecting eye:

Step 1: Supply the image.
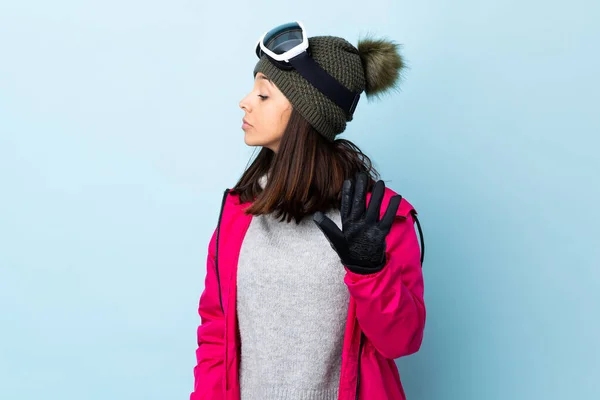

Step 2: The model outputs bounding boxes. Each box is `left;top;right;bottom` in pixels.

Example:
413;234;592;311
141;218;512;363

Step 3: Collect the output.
258;94;269;100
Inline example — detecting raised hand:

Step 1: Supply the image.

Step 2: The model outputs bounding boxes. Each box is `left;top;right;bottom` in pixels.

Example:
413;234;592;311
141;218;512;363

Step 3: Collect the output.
313;172;402;273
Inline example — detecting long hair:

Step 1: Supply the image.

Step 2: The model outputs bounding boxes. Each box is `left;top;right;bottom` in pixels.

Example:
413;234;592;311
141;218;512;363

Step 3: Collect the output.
231;108;380;224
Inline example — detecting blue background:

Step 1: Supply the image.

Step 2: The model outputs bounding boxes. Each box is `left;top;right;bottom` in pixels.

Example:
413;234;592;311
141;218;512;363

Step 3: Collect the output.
1;1;598;399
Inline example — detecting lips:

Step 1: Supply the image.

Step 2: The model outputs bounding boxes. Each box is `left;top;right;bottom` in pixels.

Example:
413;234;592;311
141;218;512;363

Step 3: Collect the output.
243;118;252;126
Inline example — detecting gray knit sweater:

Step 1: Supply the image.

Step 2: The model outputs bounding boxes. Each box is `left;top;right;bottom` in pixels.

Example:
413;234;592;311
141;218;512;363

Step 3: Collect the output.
236;173;350;400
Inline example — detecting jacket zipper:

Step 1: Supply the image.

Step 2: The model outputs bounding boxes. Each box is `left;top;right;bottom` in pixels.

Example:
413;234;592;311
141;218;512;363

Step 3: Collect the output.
215;188;229;315
355;332;364;399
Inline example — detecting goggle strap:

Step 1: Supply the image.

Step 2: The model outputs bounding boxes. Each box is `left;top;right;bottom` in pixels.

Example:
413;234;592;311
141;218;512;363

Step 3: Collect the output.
288;52;360;115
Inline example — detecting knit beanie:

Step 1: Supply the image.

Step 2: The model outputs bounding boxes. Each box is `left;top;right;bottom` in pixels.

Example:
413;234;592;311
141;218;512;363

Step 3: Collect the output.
253;35;405;141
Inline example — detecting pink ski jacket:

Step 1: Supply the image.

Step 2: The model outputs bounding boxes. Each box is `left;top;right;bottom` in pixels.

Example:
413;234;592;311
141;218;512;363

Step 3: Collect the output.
191;185;426;400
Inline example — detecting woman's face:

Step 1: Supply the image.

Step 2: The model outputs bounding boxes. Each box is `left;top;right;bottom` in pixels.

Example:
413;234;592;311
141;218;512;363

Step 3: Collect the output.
239;72;292;153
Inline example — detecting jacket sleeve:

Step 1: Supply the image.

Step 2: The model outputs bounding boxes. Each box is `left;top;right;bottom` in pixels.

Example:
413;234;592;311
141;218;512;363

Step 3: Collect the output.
190;227;225;400
343;202;426;360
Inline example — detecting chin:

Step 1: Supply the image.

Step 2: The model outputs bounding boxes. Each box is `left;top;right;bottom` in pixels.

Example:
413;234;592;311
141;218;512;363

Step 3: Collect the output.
243;135;256;146
243;132;261;146
244;132;276;151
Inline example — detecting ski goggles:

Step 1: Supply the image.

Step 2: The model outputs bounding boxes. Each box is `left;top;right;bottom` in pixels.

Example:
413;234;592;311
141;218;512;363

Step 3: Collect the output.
255;21;360;115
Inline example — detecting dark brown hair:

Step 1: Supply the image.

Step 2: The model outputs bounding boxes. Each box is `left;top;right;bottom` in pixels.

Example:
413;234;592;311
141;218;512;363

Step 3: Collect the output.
231;108;380;224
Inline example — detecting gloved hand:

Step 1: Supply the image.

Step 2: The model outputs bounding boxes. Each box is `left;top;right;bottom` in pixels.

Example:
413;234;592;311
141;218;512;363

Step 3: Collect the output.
313;172;402;274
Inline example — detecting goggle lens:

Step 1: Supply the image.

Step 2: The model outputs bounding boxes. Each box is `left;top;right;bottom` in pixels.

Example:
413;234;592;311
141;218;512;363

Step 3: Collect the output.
256;22;304;58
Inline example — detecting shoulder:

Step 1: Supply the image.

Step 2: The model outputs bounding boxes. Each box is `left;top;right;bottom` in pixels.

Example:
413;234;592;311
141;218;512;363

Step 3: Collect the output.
221;188;253;217
225;185;417;217
223;189;245;206
382;186;417;219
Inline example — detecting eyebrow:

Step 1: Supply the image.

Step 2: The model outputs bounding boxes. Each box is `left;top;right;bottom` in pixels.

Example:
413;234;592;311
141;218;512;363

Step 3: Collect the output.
259;75;273;85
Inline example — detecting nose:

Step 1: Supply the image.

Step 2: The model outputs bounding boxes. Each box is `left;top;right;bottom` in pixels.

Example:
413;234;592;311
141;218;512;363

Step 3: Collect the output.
239;93;252;112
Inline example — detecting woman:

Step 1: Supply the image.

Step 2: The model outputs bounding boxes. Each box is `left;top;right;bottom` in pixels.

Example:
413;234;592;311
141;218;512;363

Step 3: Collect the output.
191;21;426;400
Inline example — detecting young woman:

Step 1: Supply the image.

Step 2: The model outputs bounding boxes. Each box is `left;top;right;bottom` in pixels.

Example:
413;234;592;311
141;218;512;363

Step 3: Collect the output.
190;22;426;400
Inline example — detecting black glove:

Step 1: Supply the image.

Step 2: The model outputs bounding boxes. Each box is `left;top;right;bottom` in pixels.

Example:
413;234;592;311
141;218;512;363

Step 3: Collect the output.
313;172;402;274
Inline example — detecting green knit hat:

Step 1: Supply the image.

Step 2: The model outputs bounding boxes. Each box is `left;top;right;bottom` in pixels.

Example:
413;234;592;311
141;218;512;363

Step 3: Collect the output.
253;35;406;141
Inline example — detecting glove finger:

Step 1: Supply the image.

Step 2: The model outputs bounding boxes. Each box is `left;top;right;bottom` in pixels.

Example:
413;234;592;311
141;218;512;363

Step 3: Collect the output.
349;172;368;221
379;195;402;233
365;179;385;224
313;211;348;256
340;178;353;221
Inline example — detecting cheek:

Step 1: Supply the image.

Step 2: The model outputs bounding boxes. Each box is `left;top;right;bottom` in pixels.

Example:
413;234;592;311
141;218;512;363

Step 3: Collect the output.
278;109;291;132
273;113;288;137
265;109;286;136
253;102;289;138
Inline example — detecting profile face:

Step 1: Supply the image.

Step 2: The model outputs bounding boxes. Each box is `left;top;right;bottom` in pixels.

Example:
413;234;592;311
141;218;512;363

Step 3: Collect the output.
239;72;292;153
